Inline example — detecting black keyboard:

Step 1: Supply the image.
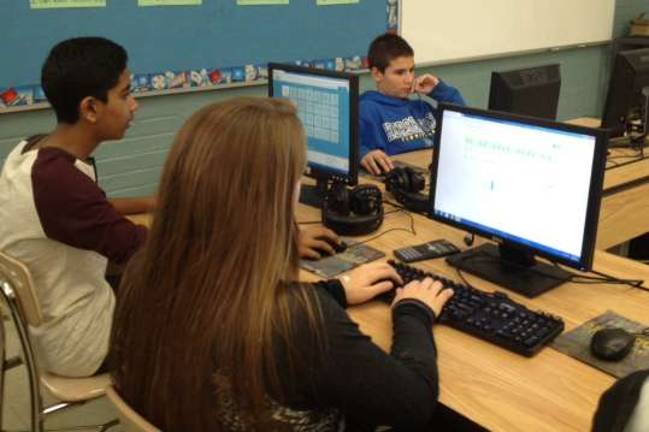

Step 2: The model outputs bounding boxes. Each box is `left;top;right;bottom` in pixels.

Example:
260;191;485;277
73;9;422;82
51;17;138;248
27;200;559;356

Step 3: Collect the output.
384;260;564;357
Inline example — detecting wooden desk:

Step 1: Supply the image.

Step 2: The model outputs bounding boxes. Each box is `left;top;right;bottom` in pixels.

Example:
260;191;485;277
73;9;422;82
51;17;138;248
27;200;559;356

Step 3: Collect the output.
293;202;649;431
393;123;649;250
129;180;649;431
568;117;649;249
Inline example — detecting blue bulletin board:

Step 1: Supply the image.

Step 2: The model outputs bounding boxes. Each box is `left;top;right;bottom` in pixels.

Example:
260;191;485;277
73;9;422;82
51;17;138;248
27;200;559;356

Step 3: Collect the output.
1;0;398;110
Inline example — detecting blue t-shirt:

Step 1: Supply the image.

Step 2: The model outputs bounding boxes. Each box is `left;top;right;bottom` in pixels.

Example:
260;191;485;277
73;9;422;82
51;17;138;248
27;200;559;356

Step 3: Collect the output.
359;81;465;158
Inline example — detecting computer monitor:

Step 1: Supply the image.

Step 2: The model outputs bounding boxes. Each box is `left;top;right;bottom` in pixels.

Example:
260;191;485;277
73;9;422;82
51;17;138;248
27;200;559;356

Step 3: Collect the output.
612;36;649;65
488;64;561;120
430;103;608;297
268;63;359;207
601;48;649;141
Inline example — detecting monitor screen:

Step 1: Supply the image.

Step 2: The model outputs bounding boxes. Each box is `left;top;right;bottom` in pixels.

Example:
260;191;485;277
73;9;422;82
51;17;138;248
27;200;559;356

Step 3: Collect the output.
430;104;607;297
488;64;561;120
268;63;358;192
602;48;649;139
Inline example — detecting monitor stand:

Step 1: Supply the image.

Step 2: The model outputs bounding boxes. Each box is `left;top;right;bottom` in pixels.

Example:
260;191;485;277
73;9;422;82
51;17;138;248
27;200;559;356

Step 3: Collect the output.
446;243;573;298
611;87;649;149
299;179;328;208
629;88;649;148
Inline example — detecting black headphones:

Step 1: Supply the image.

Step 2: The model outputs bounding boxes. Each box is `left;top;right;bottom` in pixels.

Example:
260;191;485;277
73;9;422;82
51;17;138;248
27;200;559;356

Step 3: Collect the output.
322;183;384;236
385;167;429;213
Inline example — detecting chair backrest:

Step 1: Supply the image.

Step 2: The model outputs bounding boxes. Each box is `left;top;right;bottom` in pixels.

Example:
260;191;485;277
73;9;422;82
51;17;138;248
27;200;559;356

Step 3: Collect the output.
0;301;4;428
0;250;43;327
106;386;160;432
0;250;44;432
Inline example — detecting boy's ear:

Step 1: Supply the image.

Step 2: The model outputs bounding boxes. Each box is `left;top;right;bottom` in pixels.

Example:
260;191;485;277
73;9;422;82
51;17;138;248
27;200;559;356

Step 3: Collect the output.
79;96;100;124
370;67;384;83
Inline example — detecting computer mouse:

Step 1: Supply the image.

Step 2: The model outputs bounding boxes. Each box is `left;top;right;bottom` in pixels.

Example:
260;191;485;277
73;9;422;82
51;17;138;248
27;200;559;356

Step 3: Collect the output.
590;327;636;362
334;240;348;254
311;237;347;258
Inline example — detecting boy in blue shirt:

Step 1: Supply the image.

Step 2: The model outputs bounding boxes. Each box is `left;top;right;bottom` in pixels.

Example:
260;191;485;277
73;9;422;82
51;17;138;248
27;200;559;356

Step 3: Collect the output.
360;34;465;175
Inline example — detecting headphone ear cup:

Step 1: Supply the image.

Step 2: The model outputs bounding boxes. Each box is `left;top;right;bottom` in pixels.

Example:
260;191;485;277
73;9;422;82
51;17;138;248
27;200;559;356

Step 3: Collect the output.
406;167;425;193
328;184;351;216
322;184;384;236
350;185;382;215
386;167;406;193
385;167;429;213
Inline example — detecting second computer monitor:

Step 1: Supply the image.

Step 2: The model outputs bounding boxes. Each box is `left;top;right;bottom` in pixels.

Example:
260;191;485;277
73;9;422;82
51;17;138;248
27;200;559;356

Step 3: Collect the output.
601;48;649;139
430;103;608;297
488;64;561;120
268;63;359;207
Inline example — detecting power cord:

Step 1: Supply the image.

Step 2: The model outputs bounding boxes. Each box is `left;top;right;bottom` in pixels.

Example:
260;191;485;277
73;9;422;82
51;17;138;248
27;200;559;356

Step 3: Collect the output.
605;149;647;171
297;219;321;225
351;205;417;247
299;200;417;246
569;268;647;292
449;249;648;293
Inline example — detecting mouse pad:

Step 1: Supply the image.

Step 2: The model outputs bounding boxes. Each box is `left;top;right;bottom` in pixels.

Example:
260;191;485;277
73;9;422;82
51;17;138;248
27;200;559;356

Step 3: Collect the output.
359;160;429;181
300;242;385;279
551;311;649;378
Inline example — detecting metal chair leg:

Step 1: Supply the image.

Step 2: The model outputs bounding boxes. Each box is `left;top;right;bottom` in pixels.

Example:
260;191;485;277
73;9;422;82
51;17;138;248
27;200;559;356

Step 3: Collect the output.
97;418;120;431
1;281;43;432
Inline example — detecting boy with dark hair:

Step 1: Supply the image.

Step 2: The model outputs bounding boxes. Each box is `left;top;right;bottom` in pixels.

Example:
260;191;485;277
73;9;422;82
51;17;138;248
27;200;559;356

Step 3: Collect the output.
360;33;466;175
0;37;345;376
0;37;154;377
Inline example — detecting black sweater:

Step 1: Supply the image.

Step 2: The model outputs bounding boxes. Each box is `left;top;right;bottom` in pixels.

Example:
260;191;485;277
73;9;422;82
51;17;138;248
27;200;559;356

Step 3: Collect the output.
266;279;440;431
592;369;649;432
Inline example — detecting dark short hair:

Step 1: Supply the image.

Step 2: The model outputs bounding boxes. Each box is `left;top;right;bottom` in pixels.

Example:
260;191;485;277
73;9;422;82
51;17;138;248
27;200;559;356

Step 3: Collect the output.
41;37;128;124
367;33;414;73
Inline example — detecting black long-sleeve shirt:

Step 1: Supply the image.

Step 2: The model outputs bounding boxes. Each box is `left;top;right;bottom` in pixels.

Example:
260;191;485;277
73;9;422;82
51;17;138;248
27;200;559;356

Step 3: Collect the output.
592;369;649;432
256;280;440;431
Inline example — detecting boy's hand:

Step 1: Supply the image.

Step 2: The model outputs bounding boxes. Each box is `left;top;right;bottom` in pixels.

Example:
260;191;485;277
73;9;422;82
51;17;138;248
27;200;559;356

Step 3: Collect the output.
361;149;394;176
412;74;440;95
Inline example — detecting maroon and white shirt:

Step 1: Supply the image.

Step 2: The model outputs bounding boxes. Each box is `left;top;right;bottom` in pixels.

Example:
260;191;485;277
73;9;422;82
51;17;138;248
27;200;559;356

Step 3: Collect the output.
0;139;146;377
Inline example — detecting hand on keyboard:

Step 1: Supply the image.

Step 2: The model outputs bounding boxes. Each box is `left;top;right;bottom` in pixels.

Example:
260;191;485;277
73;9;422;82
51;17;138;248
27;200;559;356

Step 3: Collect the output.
340;262;403;305
392;277;454;318
383;260;564;356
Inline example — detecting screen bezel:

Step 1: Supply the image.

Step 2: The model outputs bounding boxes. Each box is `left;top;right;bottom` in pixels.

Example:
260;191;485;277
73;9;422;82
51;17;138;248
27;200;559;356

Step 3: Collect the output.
429;103;609;271
268;62;359;187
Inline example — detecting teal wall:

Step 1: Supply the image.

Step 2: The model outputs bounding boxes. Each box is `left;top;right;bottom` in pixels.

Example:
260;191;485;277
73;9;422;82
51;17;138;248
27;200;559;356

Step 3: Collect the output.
0;0;646;197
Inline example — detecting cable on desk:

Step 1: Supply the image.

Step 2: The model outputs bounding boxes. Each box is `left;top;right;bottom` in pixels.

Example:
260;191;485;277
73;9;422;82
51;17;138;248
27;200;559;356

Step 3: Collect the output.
445;250;649;293
299;201;417;246
455;267;476;290
298;219;321;225
605;147;648;171
548;261;648;292
351;207;417;247
299;201;416;229
571;270;647;291
351;227;416;248
383;201;417;237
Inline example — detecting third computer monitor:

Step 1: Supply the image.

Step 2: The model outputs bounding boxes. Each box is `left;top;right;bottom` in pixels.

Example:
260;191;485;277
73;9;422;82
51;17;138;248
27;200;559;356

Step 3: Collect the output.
488;64;561;120
268;63;359;207
430;103;608;297
601;47;649;140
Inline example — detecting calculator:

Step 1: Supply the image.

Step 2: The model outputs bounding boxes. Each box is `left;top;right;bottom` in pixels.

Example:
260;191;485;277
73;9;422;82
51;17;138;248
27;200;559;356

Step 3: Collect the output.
393;239;460;263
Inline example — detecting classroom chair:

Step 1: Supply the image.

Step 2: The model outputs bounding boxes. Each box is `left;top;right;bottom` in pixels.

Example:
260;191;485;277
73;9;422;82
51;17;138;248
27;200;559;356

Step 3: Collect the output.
0;250;117;432
106;385;160;432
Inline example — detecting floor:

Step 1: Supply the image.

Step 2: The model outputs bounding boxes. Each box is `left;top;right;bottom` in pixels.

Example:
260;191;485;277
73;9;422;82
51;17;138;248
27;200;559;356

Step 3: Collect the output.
1;309;124;432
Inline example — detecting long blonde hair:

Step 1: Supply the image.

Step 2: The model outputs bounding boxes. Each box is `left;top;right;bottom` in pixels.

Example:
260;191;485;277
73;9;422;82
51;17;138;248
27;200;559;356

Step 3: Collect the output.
111;97;317;430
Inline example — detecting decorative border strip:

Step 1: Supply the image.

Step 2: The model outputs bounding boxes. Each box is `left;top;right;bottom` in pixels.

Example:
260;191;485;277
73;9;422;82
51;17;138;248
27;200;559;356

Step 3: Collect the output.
0;0;397;111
